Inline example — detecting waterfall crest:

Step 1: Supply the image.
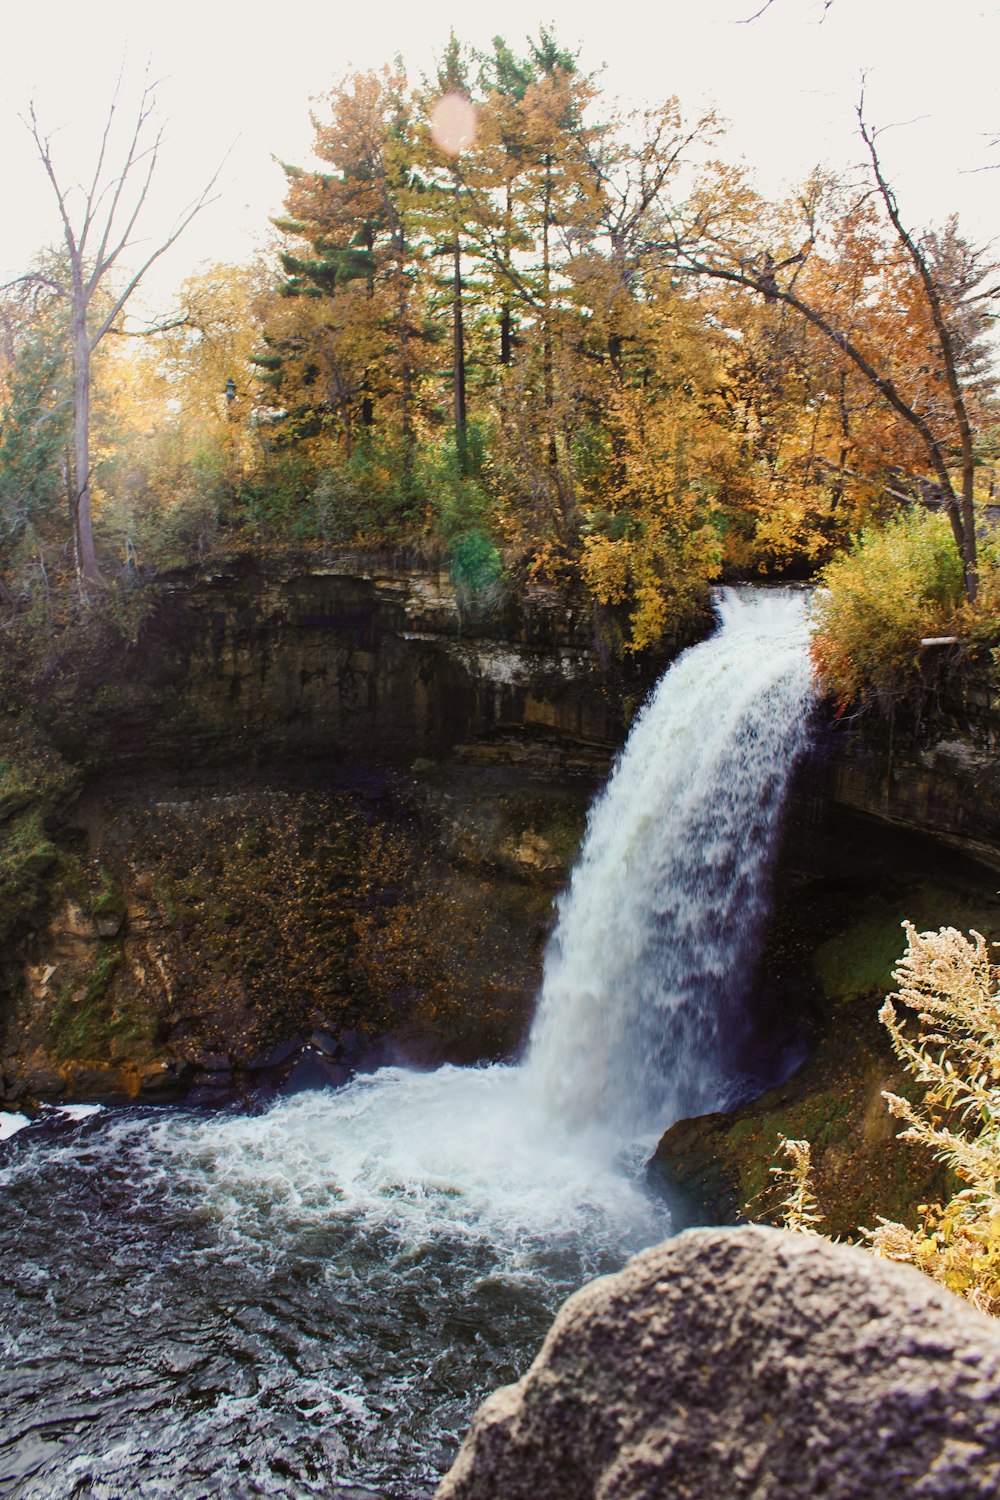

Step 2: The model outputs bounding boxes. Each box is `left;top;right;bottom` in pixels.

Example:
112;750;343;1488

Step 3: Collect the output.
523;588;815;1137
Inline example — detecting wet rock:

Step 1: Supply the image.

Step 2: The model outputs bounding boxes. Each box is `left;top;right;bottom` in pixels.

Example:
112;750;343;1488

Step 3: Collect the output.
251;1036;304;1071
194;1052;232;1072
136;1060;191;1101
280;1052;351;1094
58;1061;132;1103
309;1028;342;1058
436;1226;1000;1500
6;1048;63;1101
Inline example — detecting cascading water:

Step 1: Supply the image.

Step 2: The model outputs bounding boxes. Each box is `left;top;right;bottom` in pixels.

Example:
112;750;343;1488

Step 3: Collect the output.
525;586;816;1134
0;588;814;1500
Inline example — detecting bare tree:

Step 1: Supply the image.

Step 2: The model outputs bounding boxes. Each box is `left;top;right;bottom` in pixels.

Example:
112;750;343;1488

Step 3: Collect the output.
19;71;222;582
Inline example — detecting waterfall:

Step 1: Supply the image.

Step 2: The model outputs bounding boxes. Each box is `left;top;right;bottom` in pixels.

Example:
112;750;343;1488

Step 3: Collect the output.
523;587;815;1137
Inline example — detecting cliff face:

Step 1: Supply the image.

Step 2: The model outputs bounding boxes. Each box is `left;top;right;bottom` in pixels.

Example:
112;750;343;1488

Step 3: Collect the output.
4;552;659;1110
820;667;1000;867
3;555;998;1115
38;553;657;770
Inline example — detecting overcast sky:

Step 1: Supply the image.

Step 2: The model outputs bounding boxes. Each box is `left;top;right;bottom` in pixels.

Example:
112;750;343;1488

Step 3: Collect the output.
1;0;997;313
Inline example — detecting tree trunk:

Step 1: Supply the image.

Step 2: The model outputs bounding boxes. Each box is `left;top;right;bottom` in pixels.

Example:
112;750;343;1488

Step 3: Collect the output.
453;179;468;474
500;183;514;366
542;155;556;466
72;311;100;583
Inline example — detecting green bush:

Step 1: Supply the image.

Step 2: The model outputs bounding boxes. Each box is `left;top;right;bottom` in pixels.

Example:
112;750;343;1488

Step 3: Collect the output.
811;509;966;707
310;433;416;544
449;528;503;597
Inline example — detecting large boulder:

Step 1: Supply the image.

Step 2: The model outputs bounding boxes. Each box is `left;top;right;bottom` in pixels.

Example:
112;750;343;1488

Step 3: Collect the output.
436;1226;1000;1499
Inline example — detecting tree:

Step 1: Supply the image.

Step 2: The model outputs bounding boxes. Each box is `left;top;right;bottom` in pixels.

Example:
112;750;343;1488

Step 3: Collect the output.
0;271;72;566
664;103;999;601
19;71;221;582
420;32;480;473
269;65;432;484
94;260;274;559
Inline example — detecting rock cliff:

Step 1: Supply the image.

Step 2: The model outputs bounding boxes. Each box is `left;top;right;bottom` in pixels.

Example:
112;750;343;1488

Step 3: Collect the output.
36;551;658;769
2;555;998;1117
3;551;655;1109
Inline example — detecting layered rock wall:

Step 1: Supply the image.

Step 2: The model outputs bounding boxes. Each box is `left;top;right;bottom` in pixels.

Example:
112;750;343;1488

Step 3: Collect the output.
819;667;1000;866
39;554;657;770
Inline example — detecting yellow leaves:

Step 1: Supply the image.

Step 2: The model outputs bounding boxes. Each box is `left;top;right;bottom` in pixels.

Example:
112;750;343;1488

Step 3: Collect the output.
757;921;1000;1316
580;533;630;606
810;509;967;707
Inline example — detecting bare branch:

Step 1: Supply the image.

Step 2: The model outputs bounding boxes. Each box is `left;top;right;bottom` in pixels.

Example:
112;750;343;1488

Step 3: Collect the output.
79;59;127;259
89;126;165;290
23;102;80;265
106;313;192;337
1;272;69;300
739;0;778;20
89;161;227;350
89;81;163;283
857;91;978;592
739;0;834;20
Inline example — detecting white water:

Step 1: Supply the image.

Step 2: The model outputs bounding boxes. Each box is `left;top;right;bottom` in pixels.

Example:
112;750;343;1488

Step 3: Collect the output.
145;586;814;1251
4;589;816;1238
163;1065;661;1265
525;586;816;1136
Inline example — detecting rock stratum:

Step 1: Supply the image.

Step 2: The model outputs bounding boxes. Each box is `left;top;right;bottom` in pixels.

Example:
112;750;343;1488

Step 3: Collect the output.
436;1225;1000;1500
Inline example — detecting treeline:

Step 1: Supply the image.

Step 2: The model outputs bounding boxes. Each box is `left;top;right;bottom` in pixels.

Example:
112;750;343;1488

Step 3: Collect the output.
2;29;998;656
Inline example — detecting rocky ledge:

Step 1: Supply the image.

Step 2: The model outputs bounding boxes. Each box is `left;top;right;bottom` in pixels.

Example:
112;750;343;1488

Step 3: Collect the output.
437;1226;1000;1499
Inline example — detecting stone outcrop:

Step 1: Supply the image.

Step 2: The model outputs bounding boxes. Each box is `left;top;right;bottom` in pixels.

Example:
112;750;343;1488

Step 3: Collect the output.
1;548;665;1107
0;765;593;1108
36;551;662;770
820;664;1000;867
436;1226;1000;1500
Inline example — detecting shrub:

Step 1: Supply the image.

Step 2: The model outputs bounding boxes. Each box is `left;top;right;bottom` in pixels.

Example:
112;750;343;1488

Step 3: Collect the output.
767;921;1000;1317
449;527;503;599
810;509;966;708
865;922;1000;1315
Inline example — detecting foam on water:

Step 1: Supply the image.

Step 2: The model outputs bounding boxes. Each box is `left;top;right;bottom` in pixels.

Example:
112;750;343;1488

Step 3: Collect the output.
161;1066;662;1263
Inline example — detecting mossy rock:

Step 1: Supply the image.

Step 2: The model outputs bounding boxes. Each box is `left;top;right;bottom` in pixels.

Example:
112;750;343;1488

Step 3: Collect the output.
45;941;158;1064
0;721;82;947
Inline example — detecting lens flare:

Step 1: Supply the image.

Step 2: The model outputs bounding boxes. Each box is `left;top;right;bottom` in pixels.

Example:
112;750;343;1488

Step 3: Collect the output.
430;92;477;156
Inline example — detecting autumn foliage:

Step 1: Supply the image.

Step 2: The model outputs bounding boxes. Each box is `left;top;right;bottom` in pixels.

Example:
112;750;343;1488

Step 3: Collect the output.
1;32;997;657
770;923;1000;1318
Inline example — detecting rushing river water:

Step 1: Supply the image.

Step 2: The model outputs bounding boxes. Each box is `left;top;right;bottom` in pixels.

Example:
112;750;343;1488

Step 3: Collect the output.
0;589;814;1500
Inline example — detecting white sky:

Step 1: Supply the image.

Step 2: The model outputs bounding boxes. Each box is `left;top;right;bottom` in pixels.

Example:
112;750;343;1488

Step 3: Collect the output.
1;0;997;316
